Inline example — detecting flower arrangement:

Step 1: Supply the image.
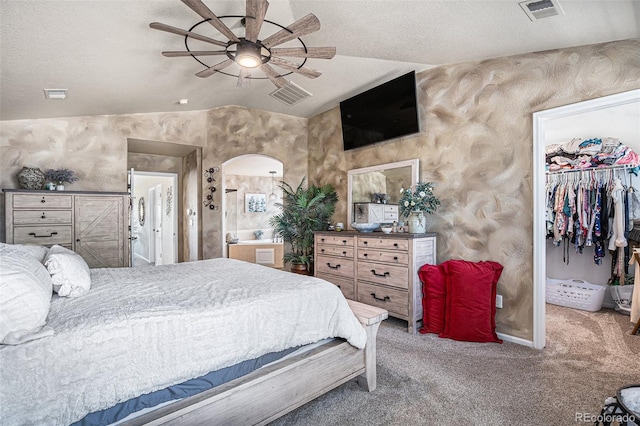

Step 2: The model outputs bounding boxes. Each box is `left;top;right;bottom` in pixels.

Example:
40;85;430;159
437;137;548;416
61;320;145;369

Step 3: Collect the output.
44;168;79;184
398;181;440;218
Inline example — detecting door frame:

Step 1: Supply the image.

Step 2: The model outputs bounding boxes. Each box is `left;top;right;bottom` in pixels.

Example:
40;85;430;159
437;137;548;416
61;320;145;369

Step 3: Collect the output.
129;170;179;265
532;89;640;350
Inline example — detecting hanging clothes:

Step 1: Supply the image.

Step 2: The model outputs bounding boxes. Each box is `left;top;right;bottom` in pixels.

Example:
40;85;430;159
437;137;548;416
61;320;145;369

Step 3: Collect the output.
545;167;630;267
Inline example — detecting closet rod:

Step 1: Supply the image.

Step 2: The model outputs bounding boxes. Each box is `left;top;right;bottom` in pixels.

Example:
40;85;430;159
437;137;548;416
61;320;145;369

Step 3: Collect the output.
546;163;639;175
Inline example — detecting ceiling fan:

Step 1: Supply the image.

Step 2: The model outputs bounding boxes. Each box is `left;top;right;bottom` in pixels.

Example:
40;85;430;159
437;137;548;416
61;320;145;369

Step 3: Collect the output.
150;0;336;89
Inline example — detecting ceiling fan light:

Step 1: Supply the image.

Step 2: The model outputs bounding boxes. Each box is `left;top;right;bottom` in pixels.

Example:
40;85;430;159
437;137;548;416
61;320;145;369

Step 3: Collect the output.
235;43;262;68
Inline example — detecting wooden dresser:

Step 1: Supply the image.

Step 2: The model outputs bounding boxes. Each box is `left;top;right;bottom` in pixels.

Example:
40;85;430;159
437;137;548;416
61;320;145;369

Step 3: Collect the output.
315;231;436;333
3;189;129;268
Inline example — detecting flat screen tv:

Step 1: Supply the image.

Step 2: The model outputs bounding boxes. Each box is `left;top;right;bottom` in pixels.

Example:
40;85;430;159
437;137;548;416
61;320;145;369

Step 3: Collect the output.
340;71;420;151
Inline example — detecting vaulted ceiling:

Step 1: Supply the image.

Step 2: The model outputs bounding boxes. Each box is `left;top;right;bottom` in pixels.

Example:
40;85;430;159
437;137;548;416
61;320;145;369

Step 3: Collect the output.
1;0;638;121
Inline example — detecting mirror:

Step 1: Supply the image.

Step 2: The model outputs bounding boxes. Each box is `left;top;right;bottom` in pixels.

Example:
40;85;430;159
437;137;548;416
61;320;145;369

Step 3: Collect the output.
347;159;419;229
138;197;145;226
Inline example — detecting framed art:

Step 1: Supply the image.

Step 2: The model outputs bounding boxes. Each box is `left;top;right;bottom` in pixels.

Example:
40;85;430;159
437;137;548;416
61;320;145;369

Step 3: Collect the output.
245;193;267;213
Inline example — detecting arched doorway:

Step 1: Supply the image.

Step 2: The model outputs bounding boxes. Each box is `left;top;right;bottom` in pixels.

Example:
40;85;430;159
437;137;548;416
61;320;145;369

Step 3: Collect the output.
222;155;284;258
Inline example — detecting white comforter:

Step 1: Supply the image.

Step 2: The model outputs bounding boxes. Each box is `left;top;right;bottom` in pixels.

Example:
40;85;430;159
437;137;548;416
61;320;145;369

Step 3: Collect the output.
0;258;366;425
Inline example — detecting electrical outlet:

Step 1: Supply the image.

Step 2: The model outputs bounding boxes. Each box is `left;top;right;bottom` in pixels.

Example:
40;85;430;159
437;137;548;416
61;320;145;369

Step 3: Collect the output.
496;295;503;309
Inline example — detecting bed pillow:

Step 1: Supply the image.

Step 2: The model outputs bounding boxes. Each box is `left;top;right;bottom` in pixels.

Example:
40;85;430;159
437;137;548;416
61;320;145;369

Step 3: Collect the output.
0;245;53;344
44;245;91;297
0;242;49;264
439;260;503;343
418;263;447;334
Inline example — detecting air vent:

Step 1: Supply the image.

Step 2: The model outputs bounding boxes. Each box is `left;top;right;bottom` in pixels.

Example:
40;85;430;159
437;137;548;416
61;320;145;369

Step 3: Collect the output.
269;81;313;106
519;0;564;21
43;89;68;100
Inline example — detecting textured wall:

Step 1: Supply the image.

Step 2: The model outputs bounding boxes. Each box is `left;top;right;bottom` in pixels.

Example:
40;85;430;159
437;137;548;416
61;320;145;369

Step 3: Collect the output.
204;106;308;259
183;150;200;261
0;111;207;191
0;111;207;242
308;39;640;340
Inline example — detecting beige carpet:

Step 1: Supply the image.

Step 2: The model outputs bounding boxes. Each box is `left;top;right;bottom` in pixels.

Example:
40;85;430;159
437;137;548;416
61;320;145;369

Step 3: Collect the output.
272;305;639;426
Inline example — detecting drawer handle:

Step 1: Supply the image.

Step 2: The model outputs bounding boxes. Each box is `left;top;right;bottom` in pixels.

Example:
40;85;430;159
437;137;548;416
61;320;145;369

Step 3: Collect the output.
342;240;347;244
370;293;390;302
28;231;58;238
394;256;398;261
320;248;325;252
321;238;325;242
41;213;46;219
41;198;46;203
326;263;341;270
393;243;398;247
363;241;368;245
342;251;347;255
363;253;368;257
370;269;390;278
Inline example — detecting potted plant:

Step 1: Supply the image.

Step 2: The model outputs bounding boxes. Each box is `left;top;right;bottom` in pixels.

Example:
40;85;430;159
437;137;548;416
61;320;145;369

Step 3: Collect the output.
399;181;440;233
44;168;78;191
269;177;338;275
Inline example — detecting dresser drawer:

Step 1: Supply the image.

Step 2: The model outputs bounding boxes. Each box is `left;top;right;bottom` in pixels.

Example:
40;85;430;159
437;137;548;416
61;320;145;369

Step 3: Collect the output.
316;255;354;278
13;210;73;225
316;234;354;246
357;281;408;318
13;225;73;245
12;194;73;209
358;237;409;251
317;244;354;258
357;260;408;289
317;273;355;300
358;249;409;265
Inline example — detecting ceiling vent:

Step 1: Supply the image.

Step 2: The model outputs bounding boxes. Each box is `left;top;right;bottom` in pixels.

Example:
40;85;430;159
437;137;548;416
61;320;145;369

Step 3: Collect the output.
269;81;313;106
519;0;565;21
43;89;68;100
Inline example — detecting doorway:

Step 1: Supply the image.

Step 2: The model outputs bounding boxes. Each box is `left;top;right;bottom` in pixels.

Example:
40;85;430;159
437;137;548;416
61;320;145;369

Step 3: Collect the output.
130;170;178;266
532;89;640;349
222;155;283;258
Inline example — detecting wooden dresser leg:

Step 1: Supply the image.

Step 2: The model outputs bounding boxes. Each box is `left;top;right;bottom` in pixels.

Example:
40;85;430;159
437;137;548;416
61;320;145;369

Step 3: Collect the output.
632;318;640;336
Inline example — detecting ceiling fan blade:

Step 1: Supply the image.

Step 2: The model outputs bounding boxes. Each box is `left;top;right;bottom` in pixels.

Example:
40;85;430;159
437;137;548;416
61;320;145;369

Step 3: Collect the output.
261;63;287;88
269;47;336;59
181;0;240;42
150;22;228;47
162;50;227;57
262;14;320;48
195;59;234;78
237;67;252;87
269;57;321;79
245;0;269;43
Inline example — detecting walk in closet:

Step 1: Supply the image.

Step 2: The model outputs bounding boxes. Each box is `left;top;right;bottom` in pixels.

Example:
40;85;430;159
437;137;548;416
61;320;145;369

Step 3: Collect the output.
533;89;640;348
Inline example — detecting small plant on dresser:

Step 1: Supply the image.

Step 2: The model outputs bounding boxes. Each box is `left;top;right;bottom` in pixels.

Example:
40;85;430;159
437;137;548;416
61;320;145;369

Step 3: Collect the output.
44;168;78;190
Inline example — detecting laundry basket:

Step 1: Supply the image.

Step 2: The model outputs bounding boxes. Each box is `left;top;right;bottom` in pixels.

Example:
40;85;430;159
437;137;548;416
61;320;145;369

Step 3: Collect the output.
545;278;607;312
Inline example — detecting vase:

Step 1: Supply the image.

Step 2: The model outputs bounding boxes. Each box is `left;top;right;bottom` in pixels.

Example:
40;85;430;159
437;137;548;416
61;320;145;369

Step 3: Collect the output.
407;210;426;233
16;167;45;190
56;182;65;191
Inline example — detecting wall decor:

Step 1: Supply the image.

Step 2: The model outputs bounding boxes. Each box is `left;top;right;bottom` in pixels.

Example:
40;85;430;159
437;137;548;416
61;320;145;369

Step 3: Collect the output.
245;193;267;213
166;185;173;216
203;167;219;210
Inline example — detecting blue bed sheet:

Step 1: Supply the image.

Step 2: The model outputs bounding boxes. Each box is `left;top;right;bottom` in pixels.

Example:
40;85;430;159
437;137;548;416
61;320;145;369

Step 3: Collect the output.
74;347;298;426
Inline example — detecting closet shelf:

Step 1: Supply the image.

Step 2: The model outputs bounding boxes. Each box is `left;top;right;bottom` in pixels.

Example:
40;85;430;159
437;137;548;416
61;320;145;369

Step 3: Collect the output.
545;163;639;175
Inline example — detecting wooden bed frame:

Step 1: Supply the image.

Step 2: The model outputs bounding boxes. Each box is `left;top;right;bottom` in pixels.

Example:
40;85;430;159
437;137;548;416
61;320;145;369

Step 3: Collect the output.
122;300;388;426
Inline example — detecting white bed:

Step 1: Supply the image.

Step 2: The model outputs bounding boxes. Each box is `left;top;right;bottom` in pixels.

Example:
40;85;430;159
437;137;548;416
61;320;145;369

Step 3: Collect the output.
0;249;387;426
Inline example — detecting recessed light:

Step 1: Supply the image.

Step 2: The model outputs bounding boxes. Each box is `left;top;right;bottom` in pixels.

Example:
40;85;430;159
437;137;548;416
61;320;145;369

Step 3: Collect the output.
177;99;188;105
43;89;68;100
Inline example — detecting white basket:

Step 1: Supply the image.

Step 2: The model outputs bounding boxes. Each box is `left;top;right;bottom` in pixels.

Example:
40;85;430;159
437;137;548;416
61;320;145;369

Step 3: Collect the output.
545;278;606;312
